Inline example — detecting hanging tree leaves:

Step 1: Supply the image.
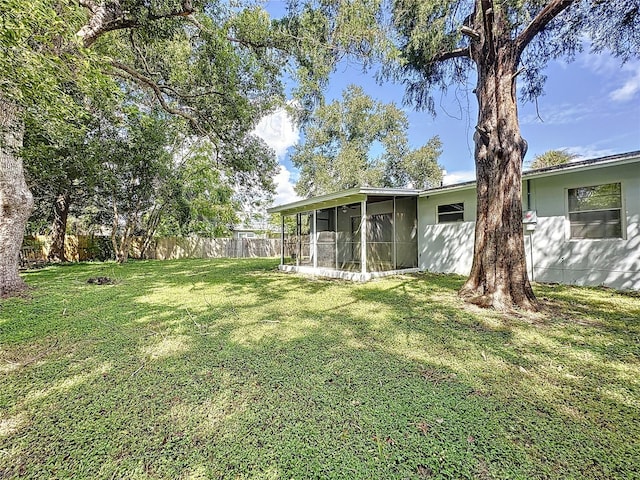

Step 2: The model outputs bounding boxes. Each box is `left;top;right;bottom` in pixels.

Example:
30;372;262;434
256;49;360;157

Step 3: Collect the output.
291;85;443;196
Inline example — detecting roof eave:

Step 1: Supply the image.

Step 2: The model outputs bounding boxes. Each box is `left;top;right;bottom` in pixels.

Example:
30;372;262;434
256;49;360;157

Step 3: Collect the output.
522;154;640;180
419;151;640;197
267;187;420;215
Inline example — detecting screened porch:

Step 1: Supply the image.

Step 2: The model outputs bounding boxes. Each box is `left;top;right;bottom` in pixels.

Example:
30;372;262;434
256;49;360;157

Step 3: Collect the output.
269;188;420;281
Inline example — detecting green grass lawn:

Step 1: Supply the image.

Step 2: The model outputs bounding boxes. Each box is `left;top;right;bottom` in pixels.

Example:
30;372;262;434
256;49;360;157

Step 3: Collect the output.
1;259;638;479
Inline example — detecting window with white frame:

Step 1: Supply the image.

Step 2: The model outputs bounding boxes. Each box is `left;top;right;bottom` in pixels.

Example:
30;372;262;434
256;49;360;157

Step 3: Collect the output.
437;202;464;223
567;183;623;239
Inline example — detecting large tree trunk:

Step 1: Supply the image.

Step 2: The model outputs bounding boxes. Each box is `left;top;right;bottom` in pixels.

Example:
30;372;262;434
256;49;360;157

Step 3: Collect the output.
48;190;70;262
0;97;34;296
110;197;126;263
459;21;537;311
140;203;163;259
111;196;139;264
116;218;135;264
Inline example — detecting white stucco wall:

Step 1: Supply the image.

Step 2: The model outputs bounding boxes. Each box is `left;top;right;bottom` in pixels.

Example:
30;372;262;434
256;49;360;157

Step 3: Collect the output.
418;162;640;290
526;163;640;290
418;189;477;275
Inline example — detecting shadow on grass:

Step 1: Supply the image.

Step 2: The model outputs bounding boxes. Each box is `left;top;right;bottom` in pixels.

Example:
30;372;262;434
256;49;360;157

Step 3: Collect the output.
0;259;638;479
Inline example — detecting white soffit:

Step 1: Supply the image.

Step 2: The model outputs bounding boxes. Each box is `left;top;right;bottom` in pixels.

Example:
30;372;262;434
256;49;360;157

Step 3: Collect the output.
267;187;420;216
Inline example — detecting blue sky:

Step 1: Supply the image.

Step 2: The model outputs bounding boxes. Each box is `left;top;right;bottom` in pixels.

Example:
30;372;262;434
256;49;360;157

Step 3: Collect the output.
254;3;640;206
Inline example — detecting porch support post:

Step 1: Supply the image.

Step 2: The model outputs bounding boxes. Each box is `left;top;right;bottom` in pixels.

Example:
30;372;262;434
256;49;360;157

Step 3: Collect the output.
360;199;367;275
312;209;317;268
334;206;338;270
280;214;285;265
393;196;397;270
296;213;301;267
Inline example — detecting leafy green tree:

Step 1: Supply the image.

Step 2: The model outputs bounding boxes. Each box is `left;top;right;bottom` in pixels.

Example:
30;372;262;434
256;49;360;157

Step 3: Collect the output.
285;0;639;310
292;85;442;196
1;0;287;293
268;213;297;237
530;149;578;170
23;125;94;262
22;89;116;261
153;139;241;240
0;0;110;292
80;112;263;262
89;108;173;263
397;137;444;190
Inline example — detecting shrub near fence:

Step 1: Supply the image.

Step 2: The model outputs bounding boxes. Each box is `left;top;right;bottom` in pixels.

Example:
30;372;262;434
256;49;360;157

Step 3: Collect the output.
22;235;281;263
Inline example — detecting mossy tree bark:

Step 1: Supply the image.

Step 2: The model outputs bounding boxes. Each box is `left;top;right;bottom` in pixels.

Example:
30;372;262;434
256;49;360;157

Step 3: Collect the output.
47;190;71;262
0;97;34;295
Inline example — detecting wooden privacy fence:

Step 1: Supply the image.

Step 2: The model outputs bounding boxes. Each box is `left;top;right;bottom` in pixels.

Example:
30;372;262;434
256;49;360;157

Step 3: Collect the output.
22;235;281;263
147;237;281;260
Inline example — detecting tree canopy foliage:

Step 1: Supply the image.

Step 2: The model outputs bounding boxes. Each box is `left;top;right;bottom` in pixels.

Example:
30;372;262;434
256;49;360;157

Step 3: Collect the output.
384;0;640;108
292;85;442;197
530;149;579;170
1;0;296;278
84;0;284;196
22;92;109;260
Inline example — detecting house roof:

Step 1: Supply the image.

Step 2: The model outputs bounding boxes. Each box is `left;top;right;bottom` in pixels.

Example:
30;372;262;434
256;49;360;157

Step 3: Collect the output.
232;227;262;232
267;151;640;213
267;187;420;215
419;150;640;197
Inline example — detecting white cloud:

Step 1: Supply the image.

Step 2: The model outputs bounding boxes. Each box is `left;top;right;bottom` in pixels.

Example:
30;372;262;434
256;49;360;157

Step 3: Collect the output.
577;49;618;73
273;165;301;206
253;108;301;208
442;169;476;186
610;62;640;102
253;108;300;159
520;103;596;126
562;145;616;160
577;51;640;103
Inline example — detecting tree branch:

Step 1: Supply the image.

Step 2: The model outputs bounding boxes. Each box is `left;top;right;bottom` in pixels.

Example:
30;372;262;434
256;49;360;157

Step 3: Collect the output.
77;2;137;48
78;0;98;13
157;84;226;99
184;15;271;50
109;61;203;133
129;30;159;78
432;47;471;63
461;25;480;41
124;31;225;100
77;0;195;48
148;0;193;21
515;0;577;58
226;36;271;50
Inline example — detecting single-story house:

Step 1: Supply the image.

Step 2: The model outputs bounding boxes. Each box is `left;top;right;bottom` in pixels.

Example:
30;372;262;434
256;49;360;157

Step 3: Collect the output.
267;151;640;290
231;227;267;240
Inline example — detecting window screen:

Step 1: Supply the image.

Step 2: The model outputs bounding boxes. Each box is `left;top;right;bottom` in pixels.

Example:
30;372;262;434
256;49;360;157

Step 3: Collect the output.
368;213;393;243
